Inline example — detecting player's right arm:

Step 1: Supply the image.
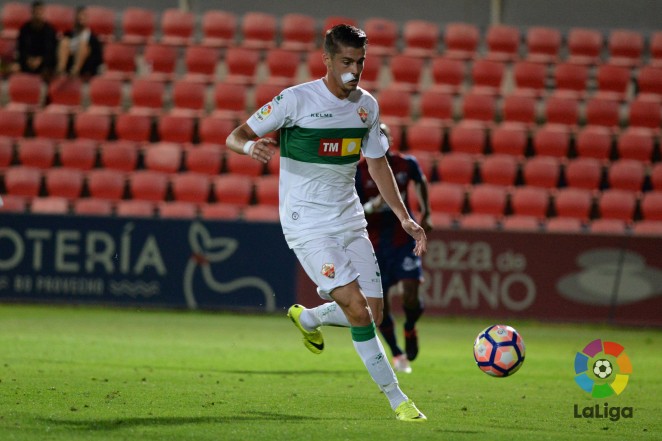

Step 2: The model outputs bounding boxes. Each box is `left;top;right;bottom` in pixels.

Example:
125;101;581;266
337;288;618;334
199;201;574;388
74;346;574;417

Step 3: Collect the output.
226;123;277;164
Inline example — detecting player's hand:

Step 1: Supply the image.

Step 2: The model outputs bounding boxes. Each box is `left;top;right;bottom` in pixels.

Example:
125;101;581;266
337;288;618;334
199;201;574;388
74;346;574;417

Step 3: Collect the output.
371;195;385;211
402;218;427;256
247;138;278;164
420;214;433;233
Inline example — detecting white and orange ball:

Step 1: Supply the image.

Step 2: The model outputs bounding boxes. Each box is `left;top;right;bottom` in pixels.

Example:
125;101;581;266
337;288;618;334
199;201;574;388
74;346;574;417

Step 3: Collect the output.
473;324;525;377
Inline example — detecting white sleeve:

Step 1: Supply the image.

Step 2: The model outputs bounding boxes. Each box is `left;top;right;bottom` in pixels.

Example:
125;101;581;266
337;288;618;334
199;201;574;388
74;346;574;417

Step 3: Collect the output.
246;89;293;137
361;103;388;158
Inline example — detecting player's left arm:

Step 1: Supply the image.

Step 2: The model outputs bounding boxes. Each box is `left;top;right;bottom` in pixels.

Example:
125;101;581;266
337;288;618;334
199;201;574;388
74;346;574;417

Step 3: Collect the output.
366;155;427;256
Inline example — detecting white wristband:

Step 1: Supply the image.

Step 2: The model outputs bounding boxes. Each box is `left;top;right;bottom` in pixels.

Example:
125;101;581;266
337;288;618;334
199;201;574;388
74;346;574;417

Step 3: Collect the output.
242;140;256;155
363;200;375;214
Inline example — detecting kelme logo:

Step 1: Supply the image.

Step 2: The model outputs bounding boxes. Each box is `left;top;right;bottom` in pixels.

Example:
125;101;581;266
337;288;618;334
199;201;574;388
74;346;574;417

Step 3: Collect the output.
574;339;632;398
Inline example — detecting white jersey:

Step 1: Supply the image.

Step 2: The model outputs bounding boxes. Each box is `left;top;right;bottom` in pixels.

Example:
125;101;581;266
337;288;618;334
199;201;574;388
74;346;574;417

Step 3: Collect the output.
247;79;387;248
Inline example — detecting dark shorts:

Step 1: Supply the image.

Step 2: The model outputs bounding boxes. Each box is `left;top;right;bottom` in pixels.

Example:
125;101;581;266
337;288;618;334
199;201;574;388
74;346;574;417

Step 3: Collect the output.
376;242;423;291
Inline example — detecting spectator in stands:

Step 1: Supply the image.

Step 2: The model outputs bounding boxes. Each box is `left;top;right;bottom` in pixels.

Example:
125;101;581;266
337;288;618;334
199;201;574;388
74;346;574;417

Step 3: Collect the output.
15;1;58;78
355;121;433;374
56;6;103;78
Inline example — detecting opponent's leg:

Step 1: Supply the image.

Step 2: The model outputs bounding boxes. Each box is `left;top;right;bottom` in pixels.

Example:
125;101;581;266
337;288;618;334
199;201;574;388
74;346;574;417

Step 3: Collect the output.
401;279;424;361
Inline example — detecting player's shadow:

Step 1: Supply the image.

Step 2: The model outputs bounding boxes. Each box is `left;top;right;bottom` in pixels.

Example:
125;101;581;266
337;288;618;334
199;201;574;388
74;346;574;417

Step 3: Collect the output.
40;412;336;430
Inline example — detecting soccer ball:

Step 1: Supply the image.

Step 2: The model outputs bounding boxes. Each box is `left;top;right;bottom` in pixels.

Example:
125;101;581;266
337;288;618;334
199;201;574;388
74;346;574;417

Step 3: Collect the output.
473;324;526;377
593;359;612;379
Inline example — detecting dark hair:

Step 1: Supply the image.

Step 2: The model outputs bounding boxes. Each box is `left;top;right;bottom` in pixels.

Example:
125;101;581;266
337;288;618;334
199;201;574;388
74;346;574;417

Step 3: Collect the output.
323;24;368;56
31;1;44;10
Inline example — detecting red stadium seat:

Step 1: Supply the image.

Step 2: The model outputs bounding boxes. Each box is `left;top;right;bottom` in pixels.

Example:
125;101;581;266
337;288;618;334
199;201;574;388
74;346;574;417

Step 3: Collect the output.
532;124;570;158
593;64;631;102
502;215;541;231
461;93;497;124
46;76;82;113
1;3;30;39
129;78;165;115
428;182;465;215
443;22;480;60
0;137;13;168
243;205;280;222
4;166;42;197
100;141;139;171
401;19;439;58
448;121;486;155
575;125;613;160
565;157;604;190
322;16;357;32
566;27;604;65
490;122;528;157
512;61;547;98
363;17;399;56
479;154;518;186
87;77;123;115
484;24;521;62
254;175;280;206
74;112;111;141
142;43;178;83
254;83;286;110
525;26;561;64
468;184;508;215
100;42;137;81
436;152;474;185
59;139;97;170
627;99;661;130
224;46;261;85
429;56;465;94
169;80;207;117
86;6;115;42
87;169;126;200
588;218;628;234
44;167;84;199
640;191;662;221
501;95;537;126
305;49;326;79
545;217;583;233
159;8;195;46
636;66;662;102
0;108;27;138
30;196;69;215
510;186;550;218
18;138;56;168
553;63;589;100
554;188;594;221
598;189;637;221
213;174;254;206
224;151;265;177
1;195;27;213
212;82;249;121
32;112;69;140
543;96;580;126
158;201;198;219
185;145;223;175
240;11;277;50
171;172;211;204
405;121;444;153
653;163;662;191
183;45;220;84
144;142;183;174
616;127;654;162
523;156;561;188
116;200;155;217
200;10;237;48
73;198;114;216
200;203;242;220
388;54;425;92
632;220;662;236
469;59;505;96
115;113;152;143
607;159;645;192
280;13;317;52
6;73;43;112
377;87;413;129
199;115;235;147
263;48;301;87
157;114;195;144
43;4;74;34
607;29;644;67
418;89;454;127
121;7;156;45
458;213;498;230
128;170;169;201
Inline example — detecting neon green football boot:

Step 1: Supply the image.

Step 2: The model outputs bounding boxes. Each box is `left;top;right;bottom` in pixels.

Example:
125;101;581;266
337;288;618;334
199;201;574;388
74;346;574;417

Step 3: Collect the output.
395;399;427;422
287;304;324;354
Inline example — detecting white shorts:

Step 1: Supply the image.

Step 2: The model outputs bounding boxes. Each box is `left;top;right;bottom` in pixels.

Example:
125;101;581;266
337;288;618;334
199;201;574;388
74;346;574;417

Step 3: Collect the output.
292;228;383;301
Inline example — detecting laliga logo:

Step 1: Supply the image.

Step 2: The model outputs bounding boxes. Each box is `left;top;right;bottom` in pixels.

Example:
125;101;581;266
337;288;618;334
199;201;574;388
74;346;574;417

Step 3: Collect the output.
183;222;276;311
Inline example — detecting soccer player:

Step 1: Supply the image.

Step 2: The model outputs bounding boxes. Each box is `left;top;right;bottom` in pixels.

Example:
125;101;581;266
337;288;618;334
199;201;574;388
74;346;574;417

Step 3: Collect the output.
226;24;427;422
356;122;432;374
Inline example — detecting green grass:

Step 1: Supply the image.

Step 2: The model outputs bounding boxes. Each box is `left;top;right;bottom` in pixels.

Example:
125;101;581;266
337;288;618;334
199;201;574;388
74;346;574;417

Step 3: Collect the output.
0;304;660;441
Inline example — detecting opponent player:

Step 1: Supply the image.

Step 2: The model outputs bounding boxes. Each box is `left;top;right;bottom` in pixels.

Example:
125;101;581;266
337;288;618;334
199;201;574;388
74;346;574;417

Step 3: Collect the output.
356;122;432;374
226;24;427;421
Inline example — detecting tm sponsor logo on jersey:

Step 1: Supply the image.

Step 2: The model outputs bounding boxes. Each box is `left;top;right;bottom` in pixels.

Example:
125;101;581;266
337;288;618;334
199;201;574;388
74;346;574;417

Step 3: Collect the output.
319;138;362;156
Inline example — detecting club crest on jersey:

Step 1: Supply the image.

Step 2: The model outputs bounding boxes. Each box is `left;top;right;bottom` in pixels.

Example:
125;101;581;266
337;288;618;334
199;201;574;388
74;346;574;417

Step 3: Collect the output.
319;138;362;156
321;263;335;279
255;103;273;121
357;106;368;123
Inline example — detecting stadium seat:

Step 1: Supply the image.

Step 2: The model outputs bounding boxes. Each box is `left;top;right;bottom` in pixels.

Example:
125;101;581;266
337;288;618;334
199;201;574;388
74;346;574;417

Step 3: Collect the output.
17;138;56;168
511;61;547;98
565;157;604;190
407;151;435;178
243;205;280;222
543;96;580;126
607;159;645;192
435;152;474;185
429;56;465;94
593;64;631;102
100;42;137;81
254;83;286;110
224;46;261;85
632;220;662;236
640;191;662;221
129;78;165;115
607;29;644;67
545;217;584;233
552;63;589;100
158;201;198;219
0;137;13;168
490;122;528;157
322;16;357;32
44;168;84;199
363;17;399;56
566;27;604;65
200;203;242;220
32;112;69;140
501;215;541;231
6;73;43;112
652;163;662;191
457;213;498;230
30;196;69;215
170;172;211;204
588;218;628;234
115;113;153;143
1;2;30;39
524;26;562;64
510;186;550;218
443;22;480;60
401;19;439;58
254;175;280;206
469;59;505;96
157;114;195;144
305;48;326;79
405;121;444;153
598;189;637;220
46;76;82;113
532;124;571;158
116;200;155;217
200;10;237;47
418;89;454;127
554;188;594;221
377;87;413;129
73;198;114;216
100;141;139;171
468;184;508;216
169;80;207;118
502;95;537;126
616;127;654;162
1;194;27;213
185;145;223;175
86;6;116;42
461;92;497;124
388;54;425;92
428;212;454;229
213;174;254;206
143;142;183;174
627;99;661;130
263;48;301;87
240;11;277;50
266;149;281;175
198;115;236;147
0;108;27;138
212;82;249;121
484;24;521;62
224;151;265;177
479;154;519;186
4;166;42;197
428;182;465;215
142;43;178;83
129;170;169;201
280;13;317;52
59;139;97;170
522;156;561;188
183;45;220;84
87;169;126;200
43;4;74;34
74;112;111;141
87;77;123;115
636;66;662;102
586;95;621;131
448;121;486;155
575;125;613;160
159;8;195;46
121;7;156;45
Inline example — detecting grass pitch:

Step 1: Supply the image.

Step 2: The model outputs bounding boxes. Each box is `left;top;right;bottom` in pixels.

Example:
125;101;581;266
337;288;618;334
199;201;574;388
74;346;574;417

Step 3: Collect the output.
0;304;660;441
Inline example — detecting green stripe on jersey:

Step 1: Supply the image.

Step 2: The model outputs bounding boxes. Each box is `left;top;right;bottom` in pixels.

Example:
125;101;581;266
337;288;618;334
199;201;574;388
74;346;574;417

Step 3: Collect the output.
280;126;369;164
